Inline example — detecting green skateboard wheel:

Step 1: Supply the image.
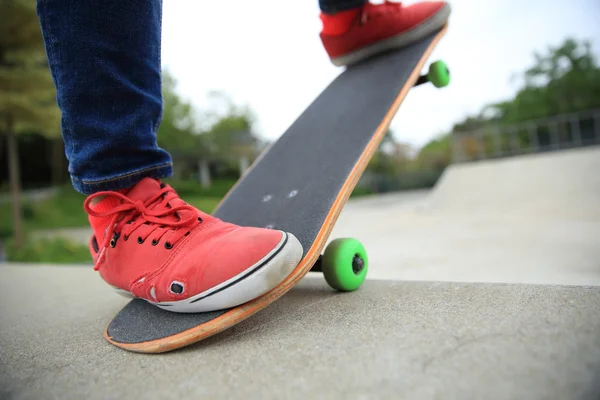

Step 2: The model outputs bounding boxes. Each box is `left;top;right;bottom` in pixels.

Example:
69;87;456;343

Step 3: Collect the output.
322;238;368;291
428;60;450;88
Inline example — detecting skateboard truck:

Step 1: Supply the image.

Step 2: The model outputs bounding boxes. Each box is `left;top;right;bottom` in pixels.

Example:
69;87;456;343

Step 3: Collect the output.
414;60;450;88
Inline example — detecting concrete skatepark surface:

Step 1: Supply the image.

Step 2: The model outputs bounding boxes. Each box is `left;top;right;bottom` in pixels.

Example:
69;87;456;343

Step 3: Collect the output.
2;146;600;399
331;145;600;286
1;266;599;399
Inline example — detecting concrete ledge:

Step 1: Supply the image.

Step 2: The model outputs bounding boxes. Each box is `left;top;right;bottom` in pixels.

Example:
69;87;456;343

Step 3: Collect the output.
1;264;599;399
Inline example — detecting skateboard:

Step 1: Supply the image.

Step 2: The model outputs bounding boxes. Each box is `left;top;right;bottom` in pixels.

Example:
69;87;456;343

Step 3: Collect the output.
104;25;450;353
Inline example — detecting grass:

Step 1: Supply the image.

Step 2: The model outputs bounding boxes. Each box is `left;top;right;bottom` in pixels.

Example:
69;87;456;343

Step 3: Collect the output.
183;196;221;214
4;236;92;264
0;182;226;239
0;186;88;237
166;179;236;198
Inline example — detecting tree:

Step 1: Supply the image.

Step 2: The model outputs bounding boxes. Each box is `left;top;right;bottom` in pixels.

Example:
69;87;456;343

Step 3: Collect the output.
367;130;399;175
486;38;600;124
157;70;202;154
200;91;262;175
419;36;600;165
416;134;452;171
205;114;255;156
0;0;60;248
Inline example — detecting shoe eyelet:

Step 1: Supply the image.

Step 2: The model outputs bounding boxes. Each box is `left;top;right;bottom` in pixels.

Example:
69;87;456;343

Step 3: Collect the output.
184;231;190;237
109;233;120;248
151;239;159;246
123;235;129;241
198;217;203;222
137;236;144;244
164;242;173;249
169;281;184;295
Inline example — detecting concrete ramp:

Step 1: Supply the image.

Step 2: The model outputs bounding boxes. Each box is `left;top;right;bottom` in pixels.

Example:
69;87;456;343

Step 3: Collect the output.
427;146;600;217
330;146;600;286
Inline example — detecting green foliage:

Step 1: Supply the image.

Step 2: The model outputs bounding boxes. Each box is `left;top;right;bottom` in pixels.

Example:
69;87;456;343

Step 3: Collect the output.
0;181;231;239
367;129;404;175
0;0;60;136
157;70;205;155
360;128;446;192
4;236;91;264
156;75;261;159
155;74;262;181
179;196;221;215
350;186;375;197
485;38;600;124
201;91;260;161
165;179;236;198
0;185;88;238
415;134;452;171
418;36;600;165
1;0;61;248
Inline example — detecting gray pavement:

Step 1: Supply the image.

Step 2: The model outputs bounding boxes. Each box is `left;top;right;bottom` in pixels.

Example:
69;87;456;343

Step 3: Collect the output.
1;265;599;400
2;146;600;399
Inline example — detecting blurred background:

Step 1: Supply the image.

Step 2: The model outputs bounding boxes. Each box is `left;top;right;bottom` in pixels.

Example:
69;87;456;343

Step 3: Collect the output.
1;0;599;266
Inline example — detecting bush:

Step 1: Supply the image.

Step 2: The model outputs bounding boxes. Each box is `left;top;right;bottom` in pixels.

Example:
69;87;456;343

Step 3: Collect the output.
4;237;91;264
0;185;88;238
350;186;375;197
165;179;236;198
0;180;230;239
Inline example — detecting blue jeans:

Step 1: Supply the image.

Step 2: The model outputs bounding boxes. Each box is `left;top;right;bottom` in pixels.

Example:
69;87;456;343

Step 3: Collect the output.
320;0;366;14
36;0;367;195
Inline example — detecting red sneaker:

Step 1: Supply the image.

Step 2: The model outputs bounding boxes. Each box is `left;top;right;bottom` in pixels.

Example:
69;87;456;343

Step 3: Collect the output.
84;178;303;313
320;1;451;66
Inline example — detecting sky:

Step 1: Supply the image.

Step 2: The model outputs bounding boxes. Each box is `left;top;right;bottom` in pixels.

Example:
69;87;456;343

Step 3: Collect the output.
160;0;600;150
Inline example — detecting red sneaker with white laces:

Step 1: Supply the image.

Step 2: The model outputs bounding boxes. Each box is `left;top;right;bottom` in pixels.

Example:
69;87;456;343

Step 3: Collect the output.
84;178;303;313
320;1;451;66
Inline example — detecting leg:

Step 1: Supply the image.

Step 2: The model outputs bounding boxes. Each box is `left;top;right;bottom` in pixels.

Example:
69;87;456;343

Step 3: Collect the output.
36;0;303;312
318;0;452;67
37;0;172;194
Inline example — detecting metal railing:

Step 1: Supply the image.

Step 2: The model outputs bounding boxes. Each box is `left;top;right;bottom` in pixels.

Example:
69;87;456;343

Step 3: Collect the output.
450;109;600;163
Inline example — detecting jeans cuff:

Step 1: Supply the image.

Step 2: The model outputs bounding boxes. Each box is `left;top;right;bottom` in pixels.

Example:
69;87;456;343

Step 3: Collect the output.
71;163;173;195
320;0;367;14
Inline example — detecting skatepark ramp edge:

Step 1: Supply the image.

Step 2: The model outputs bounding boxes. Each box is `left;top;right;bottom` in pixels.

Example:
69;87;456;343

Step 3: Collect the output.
424;145;600;215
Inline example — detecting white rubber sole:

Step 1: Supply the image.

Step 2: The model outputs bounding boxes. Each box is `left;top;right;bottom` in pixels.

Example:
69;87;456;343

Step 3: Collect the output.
330;3;451;67
113;231;304;313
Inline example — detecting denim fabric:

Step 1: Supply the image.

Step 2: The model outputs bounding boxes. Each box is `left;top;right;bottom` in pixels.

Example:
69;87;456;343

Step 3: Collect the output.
36;0;172;195
320;0;367;14
36;0;365;195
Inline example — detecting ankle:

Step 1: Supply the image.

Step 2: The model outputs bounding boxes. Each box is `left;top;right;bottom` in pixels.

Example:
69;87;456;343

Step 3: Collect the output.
320;8;361;35
86;194;124;239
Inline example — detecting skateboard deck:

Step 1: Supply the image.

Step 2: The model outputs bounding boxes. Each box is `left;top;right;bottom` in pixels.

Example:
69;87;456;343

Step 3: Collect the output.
105;25;448;353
